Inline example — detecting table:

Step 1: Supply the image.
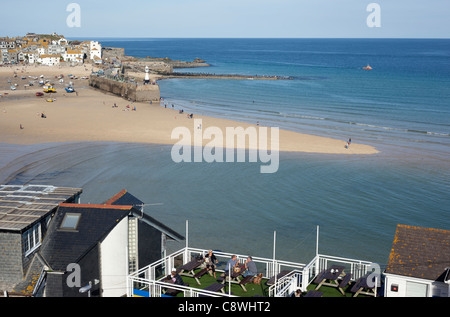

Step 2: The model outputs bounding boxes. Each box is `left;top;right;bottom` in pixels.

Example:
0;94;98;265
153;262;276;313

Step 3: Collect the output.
204;282;225;294
219;267;244;285
351;275;376;297
315;265;347;294
178;259;203;278
161;278;184;296
266;270;291;286
304;290;323;297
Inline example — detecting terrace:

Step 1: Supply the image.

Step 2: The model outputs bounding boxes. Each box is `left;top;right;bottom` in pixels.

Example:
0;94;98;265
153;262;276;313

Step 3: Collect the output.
127;229;380;298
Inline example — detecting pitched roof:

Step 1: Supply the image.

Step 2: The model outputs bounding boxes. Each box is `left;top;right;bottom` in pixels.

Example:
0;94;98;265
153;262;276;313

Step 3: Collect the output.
103;189;144;208
39;203;133;271
0;185;82;232
104;190;184;241
385;224;450;281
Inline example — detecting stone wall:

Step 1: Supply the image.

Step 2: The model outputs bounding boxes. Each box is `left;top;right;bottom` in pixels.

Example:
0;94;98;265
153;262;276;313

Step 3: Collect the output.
0;232;23;291
102;47;125;61
89;76;160;103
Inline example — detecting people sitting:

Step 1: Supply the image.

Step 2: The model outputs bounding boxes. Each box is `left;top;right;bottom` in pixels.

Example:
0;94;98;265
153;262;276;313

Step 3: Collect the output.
204;250;218;278
243;256;258;277
170;268;184;285
224;255;239;276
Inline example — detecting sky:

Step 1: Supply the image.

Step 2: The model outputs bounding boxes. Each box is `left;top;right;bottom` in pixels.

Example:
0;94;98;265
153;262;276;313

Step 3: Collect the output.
1;0;449;39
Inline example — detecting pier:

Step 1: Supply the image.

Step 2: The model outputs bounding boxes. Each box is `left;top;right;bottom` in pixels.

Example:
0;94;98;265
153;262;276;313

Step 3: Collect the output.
158;71;293;81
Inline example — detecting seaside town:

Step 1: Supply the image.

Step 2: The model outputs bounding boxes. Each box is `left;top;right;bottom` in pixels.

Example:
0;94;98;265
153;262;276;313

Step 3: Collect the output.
0;33;449;301
0;32;102;66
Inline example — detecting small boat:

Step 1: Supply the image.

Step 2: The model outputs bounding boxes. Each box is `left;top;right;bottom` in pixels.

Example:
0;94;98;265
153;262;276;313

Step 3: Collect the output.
43;85;56;93
46;98;56;102
65;87;75;93
36;92;44;97
363;64;373;70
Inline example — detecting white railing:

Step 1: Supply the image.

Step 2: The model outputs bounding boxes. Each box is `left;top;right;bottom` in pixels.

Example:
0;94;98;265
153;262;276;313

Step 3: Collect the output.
272;254;376;294
127;247;376;297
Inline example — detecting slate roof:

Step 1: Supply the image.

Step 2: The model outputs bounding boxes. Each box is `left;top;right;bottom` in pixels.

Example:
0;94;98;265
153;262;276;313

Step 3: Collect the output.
104;189;184;241
39;203;133;271
385;224;450;281
103;189;144;209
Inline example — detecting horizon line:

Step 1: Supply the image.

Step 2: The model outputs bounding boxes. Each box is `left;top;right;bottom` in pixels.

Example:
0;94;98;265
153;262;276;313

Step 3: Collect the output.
64;36;450;40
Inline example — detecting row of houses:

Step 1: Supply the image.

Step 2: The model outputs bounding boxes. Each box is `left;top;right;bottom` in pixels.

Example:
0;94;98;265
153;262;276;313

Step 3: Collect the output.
0;32;102;66
0;184;449;297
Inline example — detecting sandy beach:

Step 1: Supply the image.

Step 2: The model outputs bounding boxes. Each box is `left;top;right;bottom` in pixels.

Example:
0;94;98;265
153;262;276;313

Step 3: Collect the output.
0;65;378;154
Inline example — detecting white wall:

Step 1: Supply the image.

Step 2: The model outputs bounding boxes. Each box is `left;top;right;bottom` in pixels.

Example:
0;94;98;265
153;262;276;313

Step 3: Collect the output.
100;217;129;297
385;274;449;297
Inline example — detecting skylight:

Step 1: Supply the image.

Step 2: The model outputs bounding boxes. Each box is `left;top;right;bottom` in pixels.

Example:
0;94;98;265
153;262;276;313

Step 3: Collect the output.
60;213;81;230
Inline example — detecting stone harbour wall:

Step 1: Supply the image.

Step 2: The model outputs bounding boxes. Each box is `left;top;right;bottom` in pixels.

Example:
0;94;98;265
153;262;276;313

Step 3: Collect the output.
89;76;160;103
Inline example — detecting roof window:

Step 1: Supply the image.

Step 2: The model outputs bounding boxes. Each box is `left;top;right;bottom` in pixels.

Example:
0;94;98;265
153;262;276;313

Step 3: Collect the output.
60;213;81;230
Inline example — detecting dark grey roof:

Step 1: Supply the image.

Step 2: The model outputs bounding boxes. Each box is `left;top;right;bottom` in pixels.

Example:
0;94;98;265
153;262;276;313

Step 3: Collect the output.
104;190;184;241
103;189;144;209
39;204;132;271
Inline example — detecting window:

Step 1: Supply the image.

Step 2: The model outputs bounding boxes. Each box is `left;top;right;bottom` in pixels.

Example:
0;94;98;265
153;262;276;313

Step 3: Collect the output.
60;213;81;230
23;223;42;256
406;281;428;297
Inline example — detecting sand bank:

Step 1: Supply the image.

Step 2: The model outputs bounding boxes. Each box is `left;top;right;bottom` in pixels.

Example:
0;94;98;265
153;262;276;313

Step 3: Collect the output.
0;66;378;154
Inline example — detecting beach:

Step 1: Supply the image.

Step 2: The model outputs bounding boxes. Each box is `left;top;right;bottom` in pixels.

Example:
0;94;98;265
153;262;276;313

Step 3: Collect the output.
0;39;448;268
0;65;378;155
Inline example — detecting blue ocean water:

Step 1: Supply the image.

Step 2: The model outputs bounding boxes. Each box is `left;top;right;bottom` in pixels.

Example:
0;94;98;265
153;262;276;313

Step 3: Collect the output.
100;38;450;160
1;39;449;267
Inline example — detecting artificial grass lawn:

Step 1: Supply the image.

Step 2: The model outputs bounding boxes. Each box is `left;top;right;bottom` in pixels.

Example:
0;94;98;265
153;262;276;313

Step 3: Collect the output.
175;269;270;297
168;268;368;298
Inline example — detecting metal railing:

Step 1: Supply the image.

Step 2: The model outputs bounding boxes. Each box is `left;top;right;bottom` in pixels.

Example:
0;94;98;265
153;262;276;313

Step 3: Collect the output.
272;253;376;295
127;247;375;297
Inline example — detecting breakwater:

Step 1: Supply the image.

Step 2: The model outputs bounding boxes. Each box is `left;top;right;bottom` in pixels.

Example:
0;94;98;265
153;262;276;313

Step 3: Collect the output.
158;72;293;80
89;75;160;103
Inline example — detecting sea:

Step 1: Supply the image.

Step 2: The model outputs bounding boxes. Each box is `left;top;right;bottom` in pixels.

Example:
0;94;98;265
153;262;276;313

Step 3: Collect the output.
1;39;449;267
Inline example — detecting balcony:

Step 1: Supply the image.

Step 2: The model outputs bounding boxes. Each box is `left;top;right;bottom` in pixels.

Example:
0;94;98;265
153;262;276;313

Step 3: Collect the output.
127;247;378;298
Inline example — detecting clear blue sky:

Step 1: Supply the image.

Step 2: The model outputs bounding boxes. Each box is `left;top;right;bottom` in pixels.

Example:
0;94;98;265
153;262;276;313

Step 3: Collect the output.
1;0;449;38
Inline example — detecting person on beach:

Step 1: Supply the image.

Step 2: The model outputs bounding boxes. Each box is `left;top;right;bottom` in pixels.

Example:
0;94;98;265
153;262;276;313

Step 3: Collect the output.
243;256;257;277
204;250;218;278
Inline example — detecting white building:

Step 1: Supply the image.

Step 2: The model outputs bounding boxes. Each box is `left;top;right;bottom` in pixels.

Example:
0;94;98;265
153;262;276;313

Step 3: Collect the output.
26;52;38;64
384;224;450;297
38;54;60;66
89;41;102;62
62;49;84;63
17;189;184;297
58;37;68;46
37;47;46;56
